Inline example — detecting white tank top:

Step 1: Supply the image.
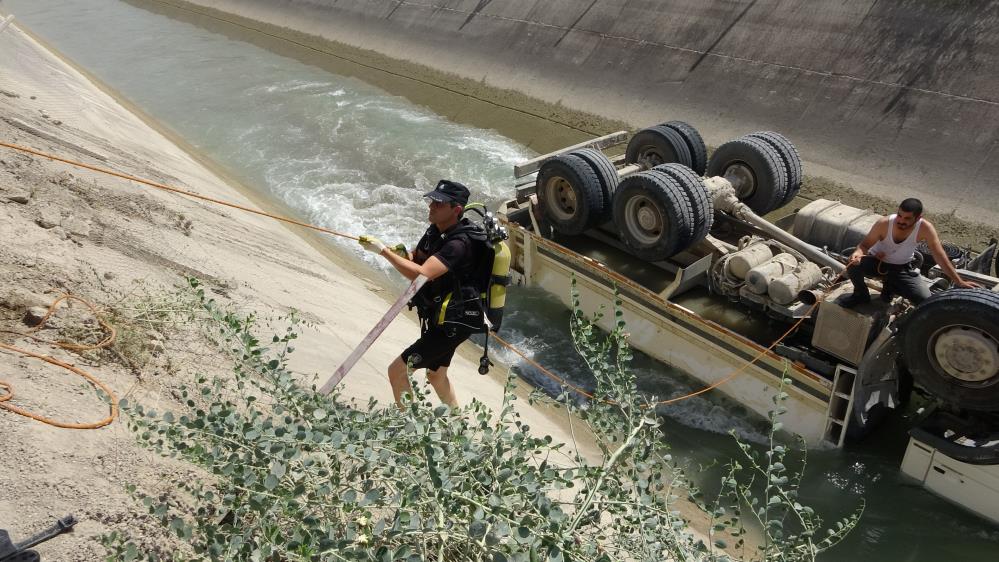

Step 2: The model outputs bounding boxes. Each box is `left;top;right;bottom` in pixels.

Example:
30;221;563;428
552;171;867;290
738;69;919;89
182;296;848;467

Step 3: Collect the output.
869;214;922;265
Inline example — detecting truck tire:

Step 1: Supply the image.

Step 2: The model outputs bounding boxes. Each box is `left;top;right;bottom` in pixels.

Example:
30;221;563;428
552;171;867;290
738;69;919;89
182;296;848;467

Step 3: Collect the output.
746;131;802;209
625;125;693;169
901;289;999;411
663;121;708;175
916;240;969;274
569;148;618;223
706;136;788;215
536;154;605;235
651;163;713;245
613;171;695;261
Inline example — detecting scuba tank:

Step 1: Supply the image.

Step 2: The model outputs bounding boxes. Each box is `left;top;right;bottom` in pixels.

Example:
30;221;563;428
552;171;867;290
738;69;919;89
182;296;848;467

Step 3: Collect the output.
487;239;511;330
464;204;511;374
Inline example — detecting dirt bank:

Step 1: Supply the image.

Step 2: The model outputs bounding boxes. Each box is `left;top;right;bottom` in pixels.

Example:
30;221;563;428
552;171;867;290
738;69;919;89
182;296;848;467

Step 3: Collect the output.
0;22;623;559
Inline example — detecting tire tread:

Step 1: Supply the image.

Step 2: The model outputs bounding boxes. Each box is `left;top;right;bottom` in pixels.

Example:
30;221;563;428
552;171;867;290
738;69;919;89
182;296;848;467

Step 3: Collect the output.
536;154;605;235
613;171;695;260
651;163;713;246
706;137;788;215
570;148;618;222
625;125;693;169
663;121;708;175
747;131;802;208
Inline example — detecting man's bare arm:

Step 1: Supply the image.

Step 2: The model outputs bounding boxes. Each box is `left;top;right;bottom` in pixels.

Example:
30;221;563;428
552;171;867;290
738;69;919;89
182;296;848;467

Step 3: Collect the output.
848;217;888;266
920;221;980;289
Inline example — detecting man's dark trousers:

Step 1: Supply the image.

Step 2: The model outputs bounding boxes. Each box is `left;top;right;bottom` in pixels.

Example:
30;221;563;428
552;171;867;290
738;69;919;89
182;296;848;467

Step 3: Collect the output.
847;256;931;304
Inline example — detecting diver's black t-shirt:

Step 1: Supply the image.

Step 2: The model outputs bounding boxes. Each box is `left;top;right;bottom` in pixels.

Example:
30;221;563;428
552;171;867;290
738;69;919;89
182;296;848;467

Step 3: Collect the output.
410;220;488;332
414;223;471;272
430;236;469;270
412;222;476;318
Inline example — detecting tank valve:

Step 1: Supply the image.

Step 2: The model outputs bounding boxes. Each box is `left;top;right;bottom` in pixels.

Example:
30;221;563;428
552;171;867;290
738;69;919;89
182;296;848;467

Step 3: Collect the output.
478;356;492;375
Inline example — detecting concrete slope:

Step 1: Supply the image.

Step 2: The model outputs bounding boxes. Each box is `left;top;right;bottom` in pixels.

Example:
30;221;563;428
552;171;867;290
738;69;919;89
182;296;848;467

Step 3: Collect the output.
188;0;999;222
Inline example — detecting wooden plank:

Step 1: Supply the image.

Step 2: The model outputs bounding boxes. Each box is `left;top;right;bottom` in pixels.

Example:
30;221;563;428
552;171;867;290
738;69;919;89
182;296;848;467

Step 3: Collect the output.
319;275;428;394
513;131;629;178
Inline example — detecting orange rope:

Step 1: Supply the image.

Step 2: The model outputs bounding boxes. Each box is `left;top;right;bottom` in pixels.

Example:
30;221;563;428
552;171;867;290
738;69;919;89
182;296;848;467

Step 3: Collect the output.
0;141;836;409
0;294;118;429
0;141;358;241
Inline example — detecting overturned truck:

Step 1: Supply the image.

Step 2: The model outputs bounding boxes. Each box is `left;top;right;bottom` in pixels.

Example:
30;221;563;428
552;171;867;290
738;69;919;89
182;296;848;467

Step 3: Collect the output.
495;122;999;524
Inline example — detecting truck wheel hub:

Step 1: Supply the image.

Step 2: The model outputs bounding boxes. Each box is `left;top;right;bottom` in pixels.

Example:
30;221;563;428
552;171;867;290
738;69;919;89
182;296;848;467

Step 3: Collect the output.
723;163;756;199
545;176;577;220
933;326;999;383
623;195;666;244
637;205;659;230
639;148;664;168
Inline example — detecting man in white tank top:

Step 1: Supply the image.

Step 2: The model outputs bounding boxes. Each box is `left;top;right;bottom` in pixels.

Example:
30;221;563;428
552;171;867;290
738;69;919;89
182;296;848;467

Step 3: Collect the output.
840;198;979;307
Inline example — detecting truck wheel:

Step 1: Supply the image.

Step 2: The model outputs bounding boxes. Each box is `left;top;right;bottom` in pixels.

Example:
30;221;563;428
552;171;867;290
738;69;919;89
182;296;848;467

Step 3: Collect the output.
746;131;802;209
705;136;788;215
625;125;693;169
662;121;708;175
651;163;713;245
901;289;999;411
613;171;695;261
916;240;969;273
569;148;618;223
536;154;605;235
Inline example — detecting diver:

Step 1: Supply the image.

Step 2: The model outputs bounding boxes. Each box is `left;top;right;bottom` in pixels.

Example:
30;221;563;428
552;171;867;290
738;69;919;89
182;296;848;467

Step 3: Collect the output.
359;180;485;409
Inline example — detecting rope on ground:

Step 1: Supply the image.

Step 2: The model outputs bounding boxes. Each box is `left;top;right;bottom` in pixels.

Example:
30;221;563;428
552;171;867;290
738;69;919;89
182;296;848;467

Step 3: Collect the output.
0;294;119;429
0;141;358;241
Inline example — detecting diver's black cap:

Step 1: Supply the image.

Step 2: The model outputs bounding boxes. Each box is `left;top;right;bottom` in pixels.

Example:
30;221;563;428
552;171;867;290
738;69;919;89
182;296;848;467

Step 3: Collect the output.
424;179;469;206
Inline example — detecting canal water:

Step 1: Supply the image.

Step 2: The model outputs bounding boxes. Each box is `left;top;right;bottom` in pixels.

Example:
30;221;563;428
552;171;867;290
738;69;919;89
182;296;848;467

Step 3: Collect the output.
4;0;997;559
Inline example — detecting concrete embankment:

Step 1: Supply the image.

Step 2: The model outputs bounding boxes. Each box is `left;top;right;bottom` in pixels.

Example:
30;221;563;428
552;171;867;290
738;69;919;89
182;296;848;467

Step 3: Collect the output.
176;0;999;226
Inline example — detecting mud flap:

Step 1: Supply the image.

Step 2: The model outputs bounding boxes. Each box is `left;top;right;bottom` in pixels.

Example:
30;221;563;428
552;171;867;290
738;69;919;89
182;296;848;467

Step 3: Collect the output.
851;327;902;432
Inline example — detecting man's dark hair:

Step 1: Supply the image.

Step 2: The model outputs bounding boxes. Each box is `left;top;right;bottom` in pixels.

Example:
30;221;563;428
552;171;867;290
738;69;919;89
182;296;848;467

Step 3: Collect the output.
899;198;923;216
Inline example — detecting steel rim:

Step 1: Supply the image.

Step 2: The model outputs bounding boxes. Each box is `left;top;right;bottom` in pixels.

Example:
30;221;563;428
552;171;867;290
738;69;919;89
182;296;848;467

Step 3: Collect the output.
623;193;666;245
542;175;578;222
928;324;999;385
723;162;756;199
638;145;667;168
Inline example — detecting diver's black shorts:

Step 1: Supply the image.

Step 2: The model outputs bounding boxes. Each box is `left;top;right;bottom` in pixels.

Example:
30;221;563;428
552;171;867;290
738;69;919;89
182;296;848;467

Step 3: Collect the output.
400;327;471;371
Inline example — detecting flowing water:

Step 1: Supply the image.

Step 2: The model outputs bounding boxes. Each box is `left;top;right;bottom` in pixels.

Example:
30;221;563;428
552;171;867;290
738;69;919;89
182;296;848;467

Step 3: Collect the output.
4;0;997;558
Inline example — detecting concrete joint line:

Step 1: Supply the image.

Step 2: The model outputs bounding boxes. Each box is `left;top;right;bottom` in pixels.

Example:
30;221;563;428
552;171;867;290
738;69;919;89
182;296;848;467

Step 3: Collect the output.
397;1;998;106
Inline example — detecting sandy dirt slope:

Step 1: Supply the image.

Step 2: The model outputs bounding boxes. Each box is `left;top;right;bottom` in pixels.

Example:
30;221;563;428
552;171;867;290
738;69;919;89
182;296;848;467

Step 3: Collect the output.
0;24;608;559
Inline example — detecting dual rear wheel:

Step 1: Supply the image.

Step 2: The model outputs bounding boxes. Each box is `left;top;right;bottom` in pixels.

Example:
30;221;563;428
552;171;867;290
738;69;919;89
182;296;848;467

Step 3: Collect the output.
625;120;708;175
536;122;802;260
706;131;803;215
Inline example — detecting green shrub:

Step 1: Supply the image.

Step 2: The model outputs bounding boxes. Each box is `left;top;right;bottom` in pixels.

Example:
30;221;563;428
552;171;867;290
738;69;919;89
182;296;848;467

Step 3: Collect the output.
105;278;860;561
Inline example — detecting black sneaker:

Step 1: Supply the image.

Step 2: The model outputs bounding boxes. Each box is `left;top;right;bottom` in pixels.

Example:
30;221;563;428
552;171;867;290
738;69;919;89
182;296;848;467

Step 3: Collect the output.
837;293;871;309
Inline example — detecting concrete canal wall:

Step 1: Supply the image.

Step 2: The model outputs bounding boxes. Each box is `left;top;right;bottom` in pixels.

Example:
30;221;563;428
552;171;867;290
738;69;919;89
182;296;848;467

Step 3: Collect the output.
181;0;999;224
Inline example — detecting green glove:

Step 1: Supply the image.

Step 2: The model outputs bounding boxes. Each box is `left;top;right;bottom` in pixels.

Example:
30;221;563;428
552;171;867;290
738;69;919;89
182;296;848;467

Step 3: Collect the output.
390;243;408;259
358;235;387;254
